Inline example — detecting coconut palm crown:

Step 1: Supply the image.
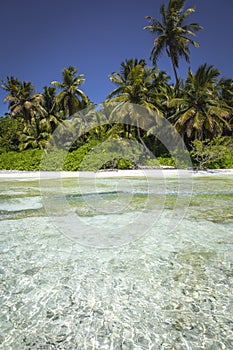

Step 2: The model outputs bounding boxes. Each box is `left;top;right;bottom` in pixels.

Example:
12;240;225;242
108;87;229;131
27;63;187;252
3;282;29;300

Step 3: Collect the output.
2;76;45;126
144;0;203;85
170;64;231;142
51;66;88;117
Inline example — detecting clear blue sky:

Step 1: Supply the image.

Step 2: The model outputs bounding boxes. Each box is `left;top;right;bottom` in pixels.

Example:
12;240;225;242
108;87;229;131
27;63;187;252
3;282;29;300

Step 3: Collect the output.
0;0;233;116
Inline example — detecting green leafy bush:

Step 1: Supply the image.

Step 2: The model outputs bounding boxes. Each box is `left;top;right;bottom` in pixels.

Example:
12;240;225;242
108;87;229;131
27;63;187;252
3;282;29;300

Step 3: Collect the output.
116;158;134;169
63;139;101;171
78;138;143;171
4;136;232;171
40;149;66;171
191;137;233;169
0;149;43;170
146;157;175;167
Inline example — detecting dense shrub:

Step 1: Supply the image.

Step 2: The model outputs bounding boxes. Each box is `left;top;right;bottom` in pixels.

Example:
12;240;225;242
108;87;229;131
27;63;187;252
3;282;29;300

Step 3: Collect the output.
0;149;43;170
0;139;138;171
78;138;144;171
146;157;175;167
1;136;232;171
63;139;100;171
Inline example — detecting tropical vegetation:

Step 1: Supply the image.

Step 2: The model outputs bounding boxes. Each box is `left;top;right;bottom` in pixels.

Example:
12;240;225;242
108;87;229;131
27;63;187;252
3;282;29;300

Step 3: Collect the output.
144;0;203;86
0;0;232;170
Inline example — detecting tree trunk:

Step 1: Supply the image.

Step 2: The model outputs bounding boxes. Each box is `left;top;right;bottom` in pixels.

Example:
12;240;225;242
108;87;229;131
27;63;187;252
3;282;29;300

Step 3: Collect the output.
167;48;179;88
136;120;151;156
171;58;179;88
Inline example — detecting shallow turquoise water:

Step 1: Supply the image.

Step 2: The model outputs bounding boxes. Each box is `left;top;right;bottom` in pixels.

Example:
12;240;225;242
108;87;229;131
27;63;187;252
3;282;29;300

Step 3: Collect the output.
0;175;232;349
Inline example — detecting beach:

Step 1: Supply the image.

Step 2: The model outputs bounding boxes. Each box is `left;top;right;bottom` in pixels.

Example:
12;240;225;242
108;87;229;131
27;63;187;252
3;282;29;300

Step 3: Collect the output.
0;168;233;179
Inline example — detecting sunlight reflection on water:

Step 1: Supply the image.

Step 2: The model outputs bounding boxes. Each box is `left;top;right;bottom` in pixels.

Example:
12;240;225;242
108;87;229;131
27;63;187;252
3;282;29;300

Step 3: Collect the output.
0;176;232;349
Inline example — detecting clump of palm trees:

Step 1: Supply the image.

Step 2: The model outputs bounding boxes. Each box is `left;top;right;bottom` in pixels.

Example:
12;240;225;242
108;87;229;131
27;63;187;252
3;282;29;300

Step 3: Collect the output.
171;64;231;146
1;0;232;159
1;66;90;150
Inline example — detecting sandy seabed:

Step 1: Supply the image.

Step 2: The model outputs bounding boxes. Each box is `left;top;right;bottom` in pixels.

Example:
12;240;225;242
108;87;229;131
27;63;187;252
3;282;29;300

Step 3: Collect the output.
0;168;233;179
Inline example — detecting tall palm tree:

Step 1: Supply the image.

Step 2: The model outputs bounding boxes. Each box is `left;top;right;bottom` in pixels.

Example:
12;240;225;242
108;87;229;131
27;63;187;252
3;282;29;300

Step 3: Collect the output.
2;77;45;127
51;66;89;117
144;0;202;86
170;64;231;143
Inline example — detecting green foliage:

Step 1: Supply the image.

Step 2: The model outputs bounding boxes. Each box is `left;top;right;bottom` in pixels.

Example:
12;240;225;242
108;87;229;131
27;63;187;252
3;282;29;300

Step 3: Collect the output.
145;0;203;84
0;149;43;170
40;149;66;171
172;64;231;143
77;138;144;171
115;158;135;170
191;137;233;169
0;116;23;152
2;136;232;171
107;59;168;117
145;145;192;168
63;139;100;170
146;157;175;167
2;76;45;126
0;45;233;172
0;138;141;171
41;139;137;171
51;66;89;116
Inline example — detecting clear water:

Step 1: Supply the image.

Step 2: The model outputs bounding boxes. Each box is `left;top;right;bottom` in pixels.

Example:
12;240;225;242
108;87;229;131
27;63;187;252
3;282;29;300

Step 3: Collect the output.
0;174;233;349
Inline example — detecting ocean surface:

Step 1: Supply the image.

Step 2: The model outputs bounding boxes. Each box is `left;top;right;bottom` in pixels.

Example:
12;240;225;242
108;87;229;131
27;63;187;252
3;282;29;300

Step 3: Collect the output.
0;173;232;349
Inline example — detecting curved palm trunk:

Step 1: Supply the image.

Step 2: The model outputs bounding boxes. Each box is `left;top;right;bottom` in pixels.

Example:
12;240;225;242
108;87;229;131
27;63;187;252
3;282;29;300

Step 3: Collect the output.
136;120;151;156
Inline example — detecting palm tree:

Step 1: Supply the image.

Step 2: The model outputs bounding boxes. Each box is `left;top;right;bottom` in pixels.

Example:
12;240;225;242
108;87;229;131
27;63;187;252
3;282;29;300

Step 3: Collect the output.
170;64;231;144
107;59;169;152
217;78;233;135
51;66;89;117
108;59;167;114
2;77;45;127
40;86;65;133
42;86;57;114
19;120;50;150
144;0;202;86
218;78;233;108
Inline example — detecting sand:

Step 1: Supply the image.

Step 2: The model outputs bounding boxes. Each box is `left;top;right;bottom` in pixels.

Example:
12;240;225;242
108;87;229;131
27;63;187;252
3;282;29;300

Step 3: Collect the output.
0;168;233;179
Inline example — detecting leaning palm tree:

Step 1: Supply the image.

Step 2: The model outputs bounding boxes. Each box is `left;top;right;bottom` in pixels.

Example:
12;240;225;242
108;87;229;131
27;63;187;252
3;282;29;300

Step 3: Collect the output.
144;0;202;86
51;66;89;117
170;64;231;144
2;76;45;127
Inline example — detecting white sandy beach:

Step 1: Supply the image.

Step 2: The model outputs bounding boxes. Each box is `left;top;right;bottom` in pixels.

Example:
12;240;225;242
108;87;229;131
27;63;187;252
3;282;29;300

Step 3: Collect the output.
0;168;233;179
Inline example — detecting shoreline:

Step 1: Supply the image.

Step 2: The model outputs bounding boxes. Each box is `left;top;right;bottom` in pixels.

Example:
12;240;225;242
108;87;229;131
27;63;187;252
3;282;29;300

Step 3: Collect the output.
0;168;233;179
